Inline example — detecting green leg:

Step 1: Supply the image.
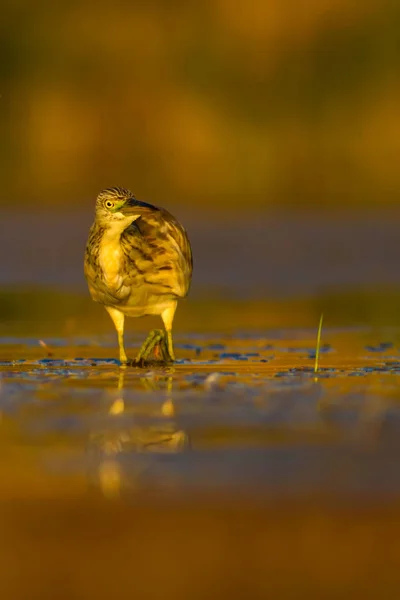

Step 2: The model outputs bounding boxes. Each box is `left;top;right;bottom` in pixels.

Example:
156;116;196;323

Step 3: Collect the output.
154;331;173;364
133;329;175;366
156;335;168;363
134;329;165;364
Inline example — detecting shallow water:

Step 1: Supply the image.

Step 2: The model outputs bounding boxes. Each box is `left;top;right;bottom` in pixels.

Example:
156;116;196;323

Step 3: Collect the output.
2;327;400;597
2;210;400;597
1;327;400;500
2;329;400;597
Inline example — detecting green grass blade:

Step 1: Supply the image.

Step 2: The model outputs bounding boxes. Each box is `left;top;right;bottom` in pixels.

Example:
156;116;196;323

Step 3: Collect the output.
314;313;324;374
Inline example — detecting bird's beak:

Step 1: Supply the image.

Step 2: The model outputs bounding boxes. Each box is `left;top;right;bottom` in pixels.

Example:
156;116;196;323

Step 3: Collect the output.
120;198;154;216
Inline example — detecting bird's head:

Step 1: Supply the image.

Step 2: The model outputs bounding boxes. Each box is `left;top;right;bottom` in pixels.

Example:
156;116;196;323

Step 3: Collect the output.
94;187;156;229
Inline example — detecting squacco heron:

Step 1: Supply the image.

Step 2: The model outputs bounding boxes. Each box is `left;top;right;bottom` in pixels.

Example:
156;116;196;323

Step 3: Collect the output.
84;187;193;365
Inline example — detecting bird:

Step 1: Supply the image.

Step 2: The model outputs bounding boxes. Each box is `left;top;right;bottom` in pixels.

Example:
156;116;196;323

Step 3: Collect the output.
84;187;193;365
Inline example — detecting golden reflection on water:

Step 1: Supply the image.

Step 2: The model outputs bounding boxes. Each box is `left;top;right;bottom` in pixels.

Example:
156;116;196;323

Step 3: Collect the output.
98;367;189;498
0;326;399;501
0;328;400;597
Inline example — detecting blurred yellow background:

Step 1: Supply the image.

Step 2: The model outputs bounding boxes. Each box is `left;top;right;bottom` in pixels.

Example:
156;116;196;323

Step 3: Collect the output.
2;7;400;591
3;0;400;210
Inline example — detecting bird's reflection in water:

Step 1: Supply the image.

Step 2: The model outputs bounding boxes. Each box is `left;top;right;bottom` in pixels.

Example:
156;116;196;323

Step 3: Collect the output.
90;366;189;498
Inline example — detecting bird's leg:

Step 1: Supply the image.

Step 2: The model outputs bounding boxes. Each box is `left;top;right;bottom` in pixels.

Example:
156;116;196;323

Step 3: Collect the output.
161;303;177;362
166;330;175;361
105;307;127;364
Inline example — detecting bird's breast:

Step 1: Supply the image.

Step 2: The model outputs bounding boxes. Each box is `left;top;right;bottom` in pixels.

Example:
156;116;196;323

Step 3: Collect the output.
98;237;124;290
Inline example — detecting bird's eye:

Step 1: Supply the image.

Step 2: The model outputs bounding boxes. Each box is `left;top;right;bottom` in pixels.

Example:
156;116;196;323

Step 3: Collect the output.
105;200;114;209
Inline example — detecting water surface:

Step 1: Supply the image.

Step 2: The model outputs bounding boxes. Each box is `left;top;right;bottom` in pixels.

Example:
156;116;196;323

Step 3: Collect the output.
1;211;400;597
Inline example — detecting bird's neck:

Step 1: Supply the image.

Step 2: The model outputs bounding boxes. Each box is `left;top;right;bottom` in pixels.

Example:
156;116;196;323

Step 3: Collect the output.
101;220;130;241
97;223;127;289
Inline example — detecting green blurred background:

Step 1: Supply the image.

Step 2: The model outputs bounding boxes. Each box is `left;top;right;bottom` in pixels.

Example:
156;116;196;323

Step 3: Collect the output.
3;0;400;210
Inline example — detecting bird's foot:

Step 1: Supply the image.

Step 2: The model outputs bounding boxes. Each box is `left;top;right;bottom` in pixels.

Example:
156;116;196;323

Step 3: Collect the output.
133;329;173;367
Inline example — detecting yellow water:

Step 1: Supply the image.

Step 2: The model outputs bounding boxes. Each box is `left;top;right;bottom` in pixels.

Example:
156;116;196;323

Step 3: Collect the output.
1;318;400;597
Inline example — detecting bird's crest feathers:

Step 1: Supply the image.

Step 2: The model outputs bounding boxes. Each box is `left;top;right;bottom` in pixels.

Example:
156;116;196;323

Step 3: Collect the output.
97;187;134;203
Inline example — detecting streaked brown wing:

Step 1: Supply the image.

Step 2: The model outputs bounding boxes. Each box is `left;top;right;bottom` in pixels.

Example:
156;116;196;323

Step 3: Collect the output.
121;207;192;299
